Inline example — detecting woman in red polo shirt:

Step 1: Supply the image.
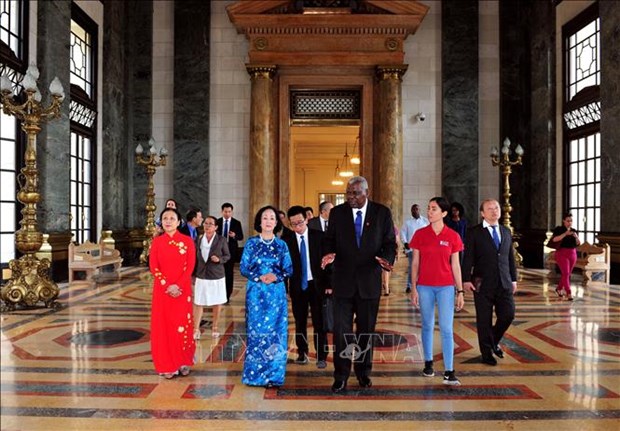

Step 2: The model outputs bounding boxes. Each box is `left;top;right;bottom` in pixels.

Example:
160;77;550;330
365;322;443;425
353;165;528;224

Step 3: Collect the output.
410;197;465;386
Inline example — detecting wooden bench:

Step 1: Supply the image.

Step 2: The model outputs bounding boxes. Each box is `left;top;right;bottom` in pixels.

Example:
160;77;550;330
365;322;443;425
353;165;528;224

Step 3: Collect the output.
546;242;610;286
68;240;123;283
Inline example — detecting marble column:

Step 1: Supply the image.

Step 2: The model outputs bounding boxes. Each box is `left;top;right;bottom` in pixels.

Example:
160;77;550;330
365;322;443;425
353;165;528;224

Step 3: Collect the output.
174;1;211;214
100;1;152;266
375;65;407;229
127;2;154;229
441;0;479;222
514;0;556;268
35;1;72;279
36;0;71;234
598;0;620;282
527;0;555;232
102;0;130;230
246;65;278;226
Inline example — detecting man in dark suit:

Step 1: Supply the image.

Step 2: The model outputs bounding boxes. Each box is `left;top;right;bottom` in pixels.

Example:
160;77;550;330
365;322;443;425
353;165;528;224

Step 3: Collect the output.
308;201;334;232
178;209;202;240
462;199;517;366
283;205;330;369
216;203;244;302
321;176;396;393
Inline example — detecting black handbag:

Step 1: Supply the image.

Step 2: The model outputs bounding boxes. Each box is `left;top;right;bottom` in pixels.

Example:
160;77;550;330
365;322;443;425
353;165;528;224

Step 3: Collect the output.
546;238;560;250
322;295;334;333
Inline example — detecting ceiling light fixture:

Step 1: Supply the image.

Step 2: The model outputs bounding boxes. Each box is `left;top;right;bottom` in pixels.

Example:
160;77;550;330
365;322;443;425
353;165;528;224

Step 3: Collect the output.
350;136;360;165
331;160;344;186
339;142;354;177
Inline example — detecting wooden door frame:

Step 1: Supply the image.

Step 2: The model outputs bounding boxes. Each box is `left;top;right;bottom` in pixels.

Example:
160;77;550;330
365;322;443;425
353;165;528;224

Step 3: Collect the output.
278;71;375;211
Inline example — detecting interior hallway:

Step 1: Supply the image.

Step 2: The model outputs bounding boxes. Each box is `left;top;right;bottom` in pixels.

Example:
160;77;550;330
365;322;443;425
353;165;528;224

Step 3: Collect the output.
1;258;619;430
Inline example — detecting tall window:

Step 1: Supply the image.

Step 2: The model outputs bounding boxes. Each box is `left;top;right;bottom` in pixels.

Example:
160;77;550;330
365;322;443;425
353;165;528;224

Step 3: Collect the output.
0;0;28;278
70;5;97;244
562;3;600;244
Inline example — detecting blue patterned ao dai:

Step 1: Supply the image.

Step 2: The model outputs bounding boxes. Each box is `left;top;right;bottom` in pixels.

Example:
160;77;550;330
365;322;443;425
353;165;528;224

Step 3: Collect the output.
240;235;293;386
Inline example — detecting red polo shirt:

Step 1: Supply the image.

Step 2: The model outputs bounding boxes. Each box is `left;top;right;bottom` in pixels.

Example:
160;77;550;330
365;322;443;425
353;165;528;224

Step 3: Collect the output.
410;225;463;286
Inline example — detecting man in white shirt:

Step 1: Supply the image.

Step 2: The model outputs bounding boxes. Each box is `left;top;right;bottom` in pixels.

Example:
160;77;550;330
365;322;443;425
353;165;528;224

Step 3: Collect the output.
400;204;429;293
308;201;334;232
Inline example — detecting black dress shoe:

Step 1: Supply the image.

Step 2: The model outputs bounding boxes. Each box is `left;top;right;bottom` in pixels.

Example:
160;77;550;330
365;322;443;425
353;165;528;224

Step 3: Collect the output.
295;353;309;365
481;355;498;366
331;380;347;393
357;376;372;388
492;345;504;358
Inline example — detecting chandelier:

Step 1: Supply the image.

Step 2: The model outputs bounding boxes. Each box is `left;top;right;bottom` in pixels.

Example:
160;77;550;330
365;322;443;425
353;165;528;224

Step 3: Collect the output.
350;136;360;165
331;160;344;185
339;142;354;177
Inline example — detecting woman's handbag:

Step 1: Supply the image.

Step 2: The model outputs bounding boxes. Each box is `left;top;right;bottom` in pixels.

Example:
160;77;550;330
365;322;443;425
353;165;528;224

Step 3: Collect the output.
546;238;560;250
322;295;334;333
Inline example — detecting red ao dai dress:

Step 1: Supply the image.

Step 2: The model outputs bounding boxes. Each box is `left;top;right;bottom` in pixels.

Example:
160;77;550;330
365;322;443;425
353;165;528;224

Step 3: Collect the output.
149;231;196;374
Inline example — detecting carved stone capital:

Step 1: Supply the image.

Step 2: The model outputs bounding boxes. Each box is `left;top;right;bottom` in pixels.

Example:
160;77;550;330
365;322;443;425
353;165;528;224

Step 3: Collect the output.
375;65;408;81
246;64;277;80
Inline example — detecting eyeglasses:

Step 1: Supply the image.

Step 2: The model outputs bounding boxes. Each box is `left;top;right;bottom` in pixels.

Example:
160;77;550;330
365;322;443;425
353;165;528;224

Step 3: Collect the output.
290;220;306;227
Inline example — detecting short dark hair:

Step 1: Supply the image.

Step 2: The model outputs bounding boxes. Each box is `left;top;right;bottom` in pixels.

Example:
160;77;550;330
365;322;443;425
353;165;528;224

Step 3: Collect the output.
304;206;314;214
221;202;233;211
562;212;573;220
186;209;200;222
204;215;218;226
429;196;451;213
253;205;283;234
451;202;465;217
159;207;182;223
287;205;306;219
165;198;178;208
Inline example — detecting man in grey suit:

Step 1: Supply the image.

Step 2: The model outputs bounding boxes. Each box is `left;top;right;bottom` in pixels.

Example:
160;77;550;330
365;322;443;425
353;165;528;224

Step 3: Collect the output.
321;176;396;393
462;199;517;366
308;201;333;232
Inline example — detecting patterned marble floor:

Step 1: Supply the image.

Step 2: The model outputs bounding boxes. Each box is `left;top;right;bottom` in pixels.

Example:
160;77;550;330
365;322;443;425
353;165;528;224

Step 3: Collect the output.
1;258;619;431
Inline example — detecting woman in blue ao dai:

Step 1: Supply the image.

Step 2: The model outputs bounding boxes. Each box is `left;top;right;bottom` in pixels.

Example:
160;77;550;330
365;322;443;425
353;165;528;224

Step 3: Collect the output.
240;205;293;388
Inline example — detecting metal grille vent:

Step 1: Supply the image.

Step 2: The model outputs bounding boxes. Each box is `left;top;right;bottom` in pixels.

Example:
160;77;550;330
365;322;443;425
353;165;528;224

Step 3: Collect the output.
290;90;360;119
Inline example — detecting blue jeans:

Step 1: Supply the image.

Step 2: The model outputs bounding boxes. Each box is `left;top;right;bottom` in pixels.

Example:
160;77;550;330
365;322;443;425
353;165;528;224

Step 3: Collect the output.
406;252;413;289
417;285;456;371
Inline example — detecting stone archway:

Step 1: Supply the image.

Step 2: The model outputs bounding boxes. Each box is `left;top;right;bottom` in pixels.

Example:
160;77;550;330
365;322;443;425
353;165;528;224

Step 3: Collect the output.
227;0;429;228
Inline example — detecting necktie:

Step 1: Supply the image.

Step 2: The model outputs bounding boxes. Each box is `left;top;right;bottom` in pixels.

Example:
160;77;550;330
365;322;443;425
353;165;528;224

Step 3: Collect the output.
491;225;500;250
300;235;308;291
324;219;328;231
223;219;229;238
355;210;363;248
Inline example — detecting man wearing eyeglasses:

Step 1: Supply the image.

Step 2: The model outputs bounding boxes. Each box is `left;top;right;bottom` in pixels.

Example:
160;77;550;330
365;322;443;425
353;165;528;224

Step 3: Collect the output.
282;205;330;369
321;176;396;393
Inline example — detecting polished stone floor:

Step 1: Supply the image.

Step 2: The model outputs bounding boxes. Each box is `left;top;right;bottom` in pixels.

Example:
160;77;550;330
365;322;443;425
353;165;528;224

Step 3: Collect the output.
1;259;619;430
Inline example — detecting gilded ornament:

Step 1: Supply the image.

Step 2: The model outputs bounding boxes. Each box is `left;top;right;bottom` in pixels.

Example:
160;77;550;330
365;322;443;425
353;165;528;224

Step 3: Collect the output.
385;38;399;51
254;37;268;51
0;65;63;310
